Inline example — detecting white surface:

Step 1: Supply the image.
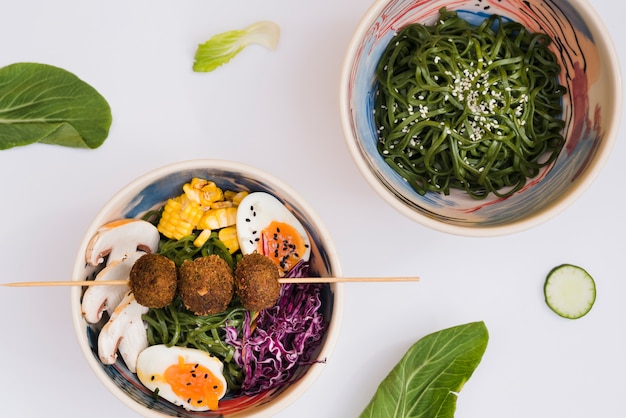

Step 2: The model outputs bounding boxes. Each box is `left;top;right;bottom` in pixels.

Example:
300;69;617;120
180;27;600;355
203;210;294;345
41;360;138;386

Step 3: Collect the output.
0;1;622;417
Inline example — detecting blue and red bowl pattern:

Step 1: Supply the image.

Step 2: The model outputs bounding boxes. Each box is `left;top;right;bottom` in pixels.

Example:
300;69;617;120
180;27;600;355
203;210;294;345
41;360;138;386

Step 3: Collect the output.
73;160;341;417
344;0;619;231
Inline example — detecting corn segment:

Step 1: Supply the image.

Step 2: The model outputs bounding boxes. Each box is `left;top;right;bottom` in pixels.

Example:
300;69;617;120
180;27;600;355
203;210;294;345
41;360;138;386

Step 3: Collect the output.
218;226;240;254
157;178;248;248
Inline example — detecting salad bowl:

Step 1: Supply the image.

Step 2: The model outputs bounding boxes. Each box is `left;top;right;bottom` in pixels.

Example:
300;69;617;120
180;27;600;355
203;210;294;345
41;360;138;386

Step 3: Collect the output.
339;0;621;236
70;159;344;417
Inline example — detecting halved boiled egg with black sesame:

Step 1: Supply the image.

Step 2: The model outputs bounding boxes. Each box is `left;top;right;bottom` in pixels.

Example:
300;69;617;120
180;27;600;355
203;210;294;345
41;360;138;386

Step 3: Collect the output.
136;345;227;411
236;192;310;276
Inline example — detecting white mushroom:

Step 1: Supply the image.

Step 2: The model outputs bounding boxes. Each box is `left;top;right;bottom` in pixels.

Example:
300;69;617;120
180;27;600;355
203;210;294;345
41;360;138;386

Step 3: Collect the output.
81;251;145;324
98;291;149;373
118;316;149;373
85;219;160;266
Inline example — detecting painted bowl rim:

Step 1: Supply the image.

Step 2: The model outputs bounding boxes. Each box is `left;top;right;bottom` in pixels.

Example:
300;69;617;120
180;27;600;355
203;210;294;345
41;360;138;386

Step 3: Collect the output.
70;158;345;417
339;0;622;237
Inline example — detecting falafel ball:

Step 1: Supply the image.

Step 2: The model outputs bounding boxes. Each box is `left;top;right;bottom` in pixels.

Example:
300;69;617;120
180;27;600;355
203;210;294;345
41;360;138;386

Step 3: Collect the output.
234;253;281;312
178;255;234;315
129;253;177;308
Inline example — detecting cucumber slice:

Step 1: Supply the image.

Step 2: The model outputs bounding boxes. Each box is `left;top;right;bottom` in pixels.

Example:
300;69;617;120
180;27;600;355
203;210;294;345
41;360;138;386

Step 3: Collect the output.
544;264;596;319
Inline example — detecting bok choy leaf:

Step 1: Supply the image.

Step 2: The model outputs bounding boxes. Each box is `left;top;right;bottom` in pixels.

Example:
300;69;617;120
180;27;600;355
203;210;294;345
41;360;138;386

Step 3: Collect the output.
193;21;280;72
0;63;112;150
360;321;489;418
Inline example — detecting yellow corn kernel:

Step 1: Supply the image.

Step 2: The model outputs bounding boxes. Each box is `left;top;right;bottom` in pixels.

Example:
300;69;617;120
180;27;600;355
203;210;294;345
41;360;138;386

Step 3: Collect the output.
178;196;203;225
157;198;195;240
230;191;249;206
190;177;209;189
199;181;224;206
211;200;233;209
198;207;238;230
193;228;212;248
218;226;240;254
182;183;201;204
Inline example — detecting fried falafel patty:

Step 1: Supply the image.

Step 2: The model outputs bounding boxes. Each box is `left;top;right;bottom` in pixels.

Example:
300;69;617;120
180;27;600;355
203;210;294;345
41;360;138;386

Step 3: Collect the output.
129;253;177;308
178;254;234;315
234;253;281;312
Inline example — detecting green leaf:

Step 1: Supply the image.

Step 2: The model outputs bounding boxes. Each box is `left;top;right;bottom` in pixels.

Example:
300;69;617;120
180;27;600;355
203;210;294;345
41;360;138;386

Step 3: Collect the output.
193;21;280;72
0;62;112;150
360;321;489;418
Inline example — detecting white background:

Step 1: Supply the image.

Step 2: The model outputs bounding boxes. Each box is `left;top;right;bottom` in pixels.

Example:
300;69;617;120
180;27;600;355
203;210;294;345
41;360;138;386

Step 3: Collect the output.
0;0;623;417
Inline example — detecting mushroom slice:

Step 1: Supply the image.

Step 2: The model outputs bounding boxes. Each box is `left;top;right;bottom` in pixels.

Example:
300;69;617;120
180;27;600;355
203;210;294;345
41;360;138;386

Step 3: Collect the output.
85;219;160;266
81;251;145;324
118;317;149;373
98;291;149;373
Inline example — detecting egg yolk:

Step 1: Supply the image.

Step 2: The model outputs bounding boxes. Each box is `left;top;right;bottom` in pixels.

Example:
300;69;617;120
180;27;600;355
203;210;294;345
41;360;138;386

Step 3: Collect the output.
163;355;224;410
259;220;307;274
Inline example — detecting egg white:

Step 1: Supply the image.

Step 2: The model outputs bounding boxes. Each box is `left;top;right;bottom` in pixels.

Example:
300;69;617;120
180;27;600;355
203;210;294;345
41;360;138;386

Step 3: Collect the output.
236;192;311;262
136;345;227;411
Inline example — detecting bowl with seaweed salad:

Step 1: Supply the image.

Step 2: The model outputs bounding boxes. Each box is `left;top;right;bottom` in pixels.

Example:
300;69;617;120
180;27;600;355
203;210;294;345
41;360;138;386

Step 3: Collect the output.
340;0;621;236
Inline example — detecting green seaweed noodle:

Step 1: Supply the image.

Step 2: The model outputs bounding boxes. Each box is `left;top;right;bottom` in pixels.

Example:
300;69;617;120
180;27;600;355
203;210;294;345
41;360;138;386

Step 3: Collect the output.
374;8;566;199
143;297;246;390
142;209;241;269
141;209;245;390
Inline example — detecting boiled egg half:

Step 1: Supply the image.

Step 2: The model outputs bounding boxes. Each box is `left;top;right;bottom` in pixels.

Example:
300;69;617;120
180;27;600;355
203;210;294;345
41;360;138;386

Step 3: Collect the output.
136;345;227;411
236;192;310;275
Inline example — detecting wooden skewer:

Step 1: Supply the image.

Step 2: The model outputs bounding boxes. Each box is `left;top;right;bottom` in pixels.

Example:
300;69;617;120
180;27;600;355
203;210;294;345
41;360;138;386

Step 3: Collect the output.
1;277;419;287
2;280;131;287
279;276;419;284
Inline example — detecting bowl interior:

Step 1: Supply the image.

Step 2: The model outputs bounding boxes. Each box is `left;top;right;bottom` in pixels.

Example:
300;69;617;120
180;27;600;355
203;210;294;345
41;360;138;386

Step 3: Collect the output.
71;160;343;417
341;0;620;235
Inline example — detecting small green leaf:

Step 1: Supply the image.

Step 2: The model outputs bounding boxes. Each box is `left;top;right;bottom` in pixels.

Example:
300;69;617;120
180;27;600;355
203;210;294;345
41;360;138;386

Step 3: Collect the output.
360;321;489;418
193;21;280;72
0;62;112;150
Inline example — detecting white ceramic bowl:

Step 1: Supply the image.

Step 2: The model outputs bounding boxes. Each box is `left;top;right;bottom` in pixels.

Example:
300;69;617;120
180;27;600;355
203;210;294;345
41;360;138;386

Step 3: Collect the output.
71;159;344;417
340;0;621;236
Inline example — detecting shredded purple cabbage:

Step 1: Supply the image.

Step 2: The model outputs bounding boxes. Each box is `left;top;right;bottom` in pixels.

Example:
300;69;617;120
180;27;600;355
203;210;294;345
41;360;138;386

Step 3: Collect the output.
225;260;328;395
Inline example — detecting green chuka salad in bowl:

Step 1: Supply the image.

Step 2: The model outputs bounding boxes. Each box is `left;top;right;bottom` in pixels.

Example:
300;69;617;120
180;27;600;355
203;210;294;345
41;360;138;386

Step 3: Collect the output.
340;0;621;236
71;159;343;418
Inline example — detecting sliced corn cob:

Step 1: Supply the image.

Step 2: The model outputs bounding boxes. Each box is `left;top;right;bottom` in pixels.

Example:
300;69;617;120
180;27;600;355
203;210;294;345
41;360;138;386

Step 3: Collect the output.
211;200;233;209
182;183;201;204
158;178;247;247
224;190;249;206
199;181;224;206
223;190;237;201
178;196;203;225
198;207;237;230
158;198;195;240
189;177;209;189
